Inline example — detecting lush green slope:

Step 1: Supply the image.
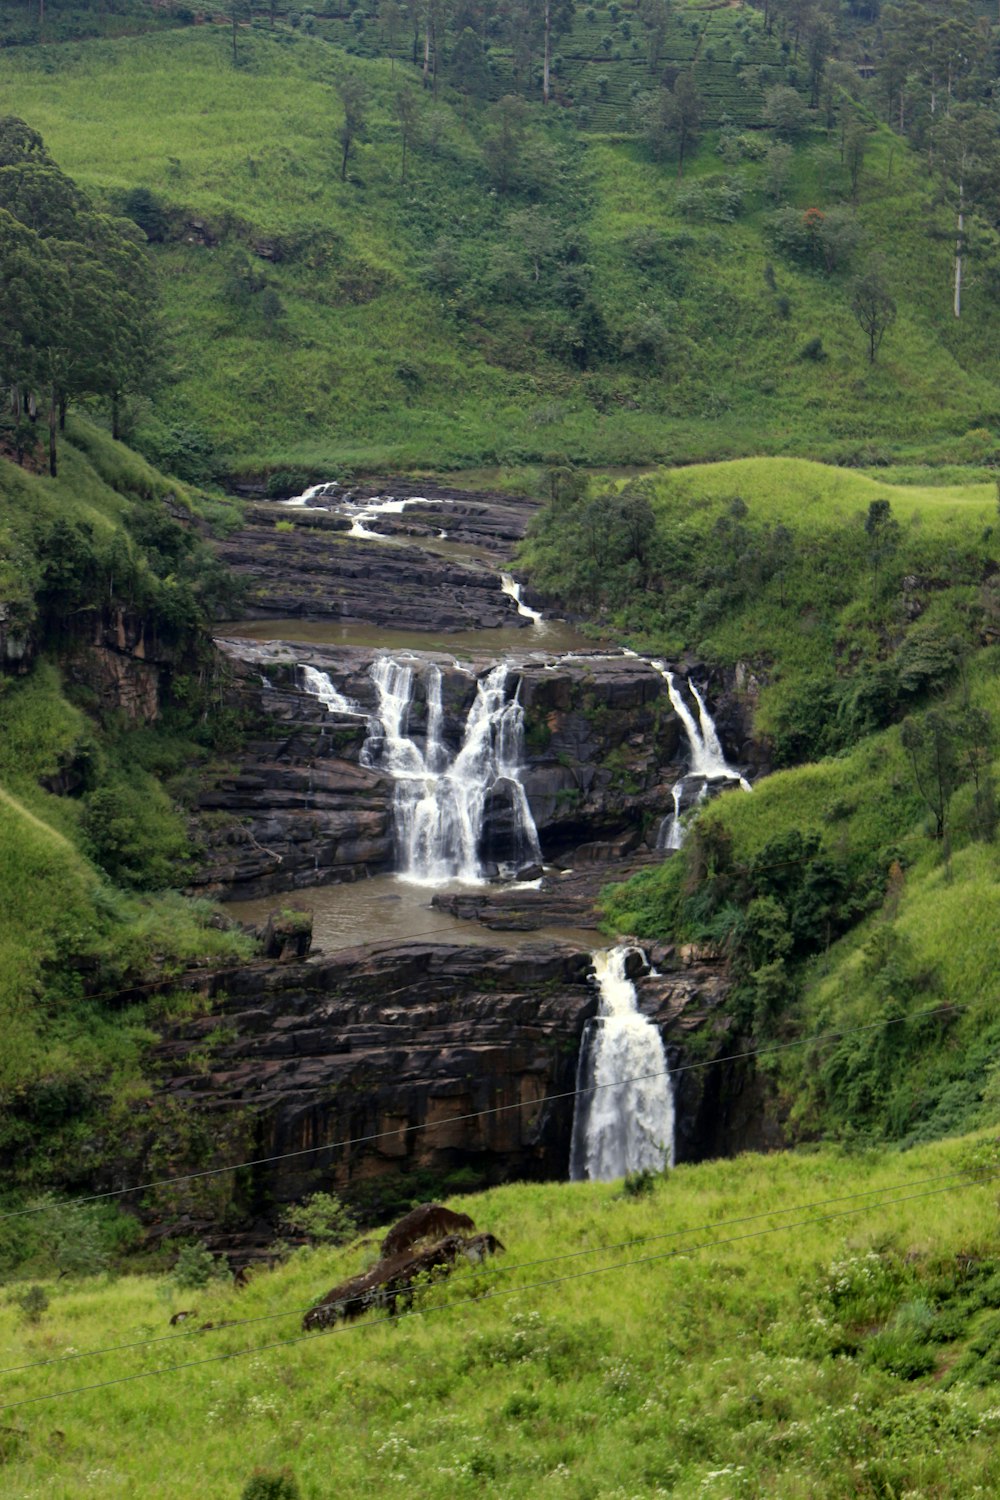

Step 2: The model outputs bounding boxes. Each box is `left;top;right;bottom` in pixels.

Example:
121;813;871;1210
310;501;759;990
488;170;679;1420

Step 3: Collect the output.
0;24;997;475
569;455;1000;1146
0;428;252;1186
4;1137;1000;1497
523;456;998;749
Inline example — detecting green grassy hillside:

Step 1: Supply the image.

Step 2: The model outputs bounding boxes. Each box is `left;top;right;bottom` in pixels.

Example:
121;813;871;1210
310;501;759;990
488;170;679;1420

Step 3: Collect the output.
0;23;997;475
567;455;1000;1146
0;427;252;1189
3;1138;1000;1497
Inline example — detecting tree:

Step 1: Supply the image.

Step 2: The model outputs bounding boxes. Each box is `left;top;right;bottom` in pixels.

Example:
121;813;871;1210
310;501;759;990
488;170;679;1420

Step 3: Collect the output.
763;83;810;140
230;0;252;67
448;27;491;104
851;268;896;364
539;0;575;105
394;85;421;183
381;0;405;68
483;95;529;194
957;704;996;842
643;73;701;179
639;0;671;73
0;121;158;474
933;104;1000;319
901;709;961;841
843;117;868;201
337;74;368;183
863;497;900;586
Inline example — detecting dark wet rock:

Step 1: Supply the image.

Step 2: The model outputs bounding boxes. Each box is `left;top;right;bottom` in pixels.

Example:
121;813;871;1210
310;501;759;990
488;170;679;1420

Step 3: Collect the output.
213;481;544;634
190;644;699;900
137;941;599;1233
636;960;784;1161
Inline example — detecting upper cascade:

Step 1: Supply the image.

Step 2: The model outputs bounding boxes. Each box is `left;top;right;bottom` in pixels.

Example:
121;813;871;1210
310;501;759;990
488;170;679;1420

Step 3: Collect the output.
299;664;363;716
360;656;541;886
569;946;675;1182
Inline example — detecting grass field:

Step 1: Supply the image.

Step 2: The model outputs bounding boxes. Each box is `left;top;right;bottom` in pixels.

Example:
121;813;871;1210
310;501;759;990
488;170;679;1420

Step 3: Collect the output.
3;1136;1000;1497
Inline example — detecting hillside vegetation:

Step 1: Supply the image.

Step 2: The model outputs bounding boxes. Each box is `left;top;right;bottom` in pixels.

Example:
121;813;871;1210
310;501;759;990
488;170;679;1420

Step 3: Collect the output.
4;1137;1000;1497
0;419;253;1192
0;11;997;475
544;455;1000;1146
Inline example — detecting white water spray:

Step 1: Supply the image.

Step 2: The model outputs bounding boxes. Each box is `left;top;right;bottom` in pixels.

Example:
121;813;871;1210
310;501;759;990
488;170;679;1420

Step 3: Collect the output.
281;481;339;507
299;664;363;715
569;946;675;1181
649;664;751;849
500;573;545;627
361;658;541;885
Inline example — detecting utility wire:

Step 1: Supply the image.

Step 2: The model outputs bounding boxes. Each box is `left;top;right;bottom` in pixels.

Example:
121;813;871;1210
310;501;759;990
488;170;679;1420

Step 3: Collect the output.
1;1164;992;1380
3;1174;992;1415
0;997;972;1224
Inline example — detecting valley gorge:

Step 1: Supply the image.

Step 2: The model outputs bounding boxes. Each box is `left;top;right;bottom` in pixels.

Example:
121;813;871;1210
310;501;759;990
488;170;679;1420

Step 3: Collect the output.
102;477;774;1254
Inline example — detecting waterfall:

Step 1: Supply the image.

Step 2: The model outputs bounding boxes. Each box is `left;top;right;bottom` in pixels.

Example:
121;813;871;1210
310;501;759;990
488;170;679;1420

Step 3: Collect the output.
569;947;675;1182
500;573;544;627
282;481;339;507
650;664;751;848
361;657;542;885
299;664;363;715
344;494;435;540
656;782;685;853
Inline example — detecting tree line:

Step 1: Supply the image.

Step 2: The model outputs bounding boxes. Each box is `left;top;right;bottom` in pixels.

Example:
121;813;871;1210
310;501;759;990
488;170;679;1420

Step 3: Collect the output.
0;117;157;476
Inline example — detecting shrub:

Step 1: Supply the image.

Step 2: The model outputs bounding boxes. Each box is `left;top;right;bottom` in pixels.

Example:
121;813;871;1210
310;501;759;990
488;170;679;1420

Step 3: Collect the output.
763;84;810;140
622;1168;659;1197
119;186;170;242
16;1285;49;1324
173;1240;230;1290
799;336;826;361
242;1471;300;1500
281;1191;356;1246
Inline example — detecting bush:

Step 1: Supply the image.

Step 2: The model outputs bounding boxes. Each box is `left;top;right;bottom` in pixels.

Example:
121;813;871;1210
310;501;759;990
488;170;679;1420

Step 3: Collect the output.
281;1191;356;1246
82;774;190;890
16;1285;49;1324
799;336;826;361
242;1471;300;1500
119;186;170;242
173;1240;230;1290
622;1168;659;1197
763;84;810;140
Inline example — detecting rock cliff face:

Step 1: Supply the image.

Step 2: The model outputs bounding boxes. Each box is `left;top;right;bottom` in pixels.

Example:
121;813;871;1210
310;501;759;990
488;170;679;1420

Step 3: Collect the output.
131;937;758;1250
189;643;698;899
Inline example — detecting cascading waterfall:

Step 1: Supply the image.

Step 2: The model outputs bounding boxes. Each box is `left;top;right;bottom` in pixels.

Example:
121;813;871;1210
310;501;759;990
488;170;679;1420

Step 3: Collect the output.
652;663;751;850
569;946;675;1181
281;480;339;507
361;657;541;885
299;664;363;715
500;573;545;627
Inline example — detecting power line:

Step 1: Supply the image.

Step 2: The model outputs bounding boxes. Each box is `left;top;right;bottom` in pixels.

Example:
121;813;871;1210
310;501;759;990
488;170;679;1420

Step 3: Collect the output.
3;1173;992;1415
0;997;972;1224
1;1163;990;1380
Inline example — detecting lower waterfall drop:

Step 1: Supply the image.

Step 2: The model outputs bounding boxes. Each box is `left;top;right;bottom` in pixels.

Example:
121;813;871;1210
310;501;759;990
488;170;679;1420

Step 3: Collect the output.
569;947;675;1182
361;657;542;885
